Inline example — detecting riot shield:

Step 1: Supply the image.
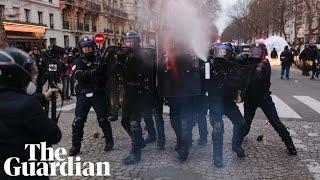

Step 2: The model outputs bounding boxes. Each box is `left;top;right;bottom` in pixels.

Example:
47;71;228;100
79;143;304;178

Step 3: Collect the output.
157;44;201;98
104;46;156;115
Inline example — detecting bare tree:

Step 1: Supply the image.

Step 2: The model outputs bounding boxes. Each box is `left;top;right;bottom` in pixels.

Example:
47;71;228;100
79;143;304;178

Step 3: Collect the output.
0;17;7;48
304;0;320;43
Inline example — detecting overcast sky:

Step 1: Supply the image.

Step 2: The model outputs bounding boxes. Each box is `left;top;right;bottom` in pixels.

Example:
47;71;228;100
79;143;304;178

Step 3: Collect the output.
215;0;238;35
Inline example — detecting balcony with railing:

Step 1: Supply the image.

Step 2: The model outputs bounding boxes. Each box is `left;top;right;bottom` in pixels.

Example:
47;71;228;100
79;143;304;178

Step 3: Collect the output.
85;1;102;12
103;4;128;18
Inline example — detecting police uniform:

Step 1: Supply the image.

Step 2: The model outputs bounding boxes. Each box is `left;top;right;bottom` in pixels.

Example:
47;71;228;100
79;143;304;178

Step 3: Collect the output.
244;43;297;155
158;43;201;162
117;31;156;165
69;38;114;156
208;45;247;168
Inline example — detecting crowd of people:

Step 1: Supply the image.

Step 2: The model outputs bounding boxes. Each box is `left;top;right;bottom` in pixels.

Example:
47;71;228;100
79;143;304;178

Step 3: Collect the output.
271;44;320;80
0;30;300;179
24;46;78;101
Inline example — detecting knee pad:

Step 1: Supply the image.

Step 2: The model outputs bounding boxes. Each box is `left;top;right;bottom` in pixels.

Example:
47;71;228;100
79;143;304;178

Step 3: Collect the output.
72;117;85;129
131;120;140;129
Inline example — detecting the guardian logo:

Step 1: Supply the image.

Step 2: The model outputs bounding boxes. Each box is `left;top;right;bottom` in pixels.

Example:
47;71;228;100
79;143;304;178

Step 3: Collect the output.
3;142;110;177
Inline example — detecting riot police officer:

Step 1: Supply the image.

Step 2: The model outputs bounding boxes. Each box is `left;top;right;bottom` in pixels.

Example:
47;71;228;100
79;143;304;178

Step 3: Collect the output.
243;43;297;155
208;44;247;168
158;38;200;162
69;37;114;156
193;59;208;145
120;30;156;164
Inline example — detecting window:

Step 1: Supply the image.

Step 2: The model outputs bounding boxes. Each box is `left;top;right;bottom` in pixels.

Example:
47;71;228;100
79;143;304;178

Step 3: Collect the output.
75;36;79;45
64;35;69;48
120;0;123;10
49;13;54;29
49;38;56;46
38;11;43;24
24;9;30;22
13;7;19;15
0;5;4;18
49;0;53;3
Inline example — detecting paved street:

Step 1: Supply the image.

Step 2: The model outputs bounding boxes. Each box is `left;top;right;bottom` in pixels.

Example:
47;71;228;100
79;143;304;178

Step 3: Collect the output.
52;66;320;180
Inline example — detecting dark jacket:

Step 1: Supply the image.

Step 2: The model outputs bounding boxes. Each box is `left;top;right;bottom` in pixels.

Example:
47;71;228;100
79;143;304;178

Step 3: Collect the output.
74;56;108;94
246;59;271;99
208;58;237;101
0;88;61;178
280;50;294;66
271;50;278;59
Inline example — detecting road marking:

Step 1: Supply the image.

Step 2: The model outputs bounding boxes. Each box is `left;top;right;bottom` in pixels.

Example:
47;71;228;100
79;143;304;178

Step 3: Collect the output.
237;96;301;119
303;125;311;129
294;96;320;114
271;95;302;119
292;138;308;151
288;129;297;136
308;133;319;137
57;103;76;111
302;159;320;180
289;129;320;179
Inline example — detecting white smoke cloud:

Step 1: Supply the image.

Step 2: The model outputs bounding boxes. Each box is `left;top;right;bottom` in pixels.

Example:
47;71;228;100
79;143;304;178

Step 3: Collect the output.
162;0;212;61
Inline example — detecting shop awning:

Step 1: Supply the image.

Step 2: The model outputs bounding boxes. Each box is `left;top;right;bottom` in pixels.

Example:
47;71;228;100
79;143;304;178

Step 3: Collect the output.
4;21;46;34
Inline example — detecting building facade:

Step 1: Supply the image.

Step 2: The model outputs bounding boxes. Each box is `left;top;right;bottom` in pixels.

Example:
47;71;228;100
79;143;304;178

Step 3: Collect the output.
1;0;64;49
285;0;320;45
0;0;157;49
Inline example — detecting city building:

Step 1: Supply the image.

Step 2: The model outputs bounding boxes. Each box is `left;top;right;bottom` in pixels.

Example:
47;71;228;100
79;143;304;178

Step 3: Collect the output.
285;0;320;45
1;0;63;49
0;0;158;49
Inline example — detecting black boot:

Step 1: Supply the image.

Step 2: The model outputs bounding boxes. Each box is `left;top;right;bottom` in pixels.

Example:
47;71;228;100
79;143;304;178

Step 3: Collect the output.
213;156;223;168
104;141;114;152
98;119;114;152
198;137;207;146
144;135;157;144
177;144;189;163
69;117;84;156
175;139;182;152
284;139;297;155
157;138;165;150
123;150;141;165
69;146;81;156
232;146;245;158
271;121;297;155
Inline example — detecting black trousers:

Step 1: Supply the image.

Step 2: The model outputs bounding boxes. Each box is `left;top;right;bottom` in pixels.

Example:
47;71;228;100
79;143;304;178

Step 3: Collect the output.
244;95;292;143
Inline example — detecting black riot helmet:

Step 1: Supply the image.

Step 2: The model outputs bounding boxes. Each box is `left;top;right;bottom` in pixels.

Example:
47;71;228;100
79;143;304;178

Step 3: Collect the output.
213;44;232;60
0;48;37;93
124;30;141;47
249;43;268;60
78;37;96;58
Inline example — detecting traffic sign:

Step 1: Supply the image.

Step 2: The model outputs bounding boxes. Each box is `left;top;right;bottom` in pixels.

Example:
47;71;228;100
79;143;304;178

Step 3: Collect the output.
94;33;105;44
